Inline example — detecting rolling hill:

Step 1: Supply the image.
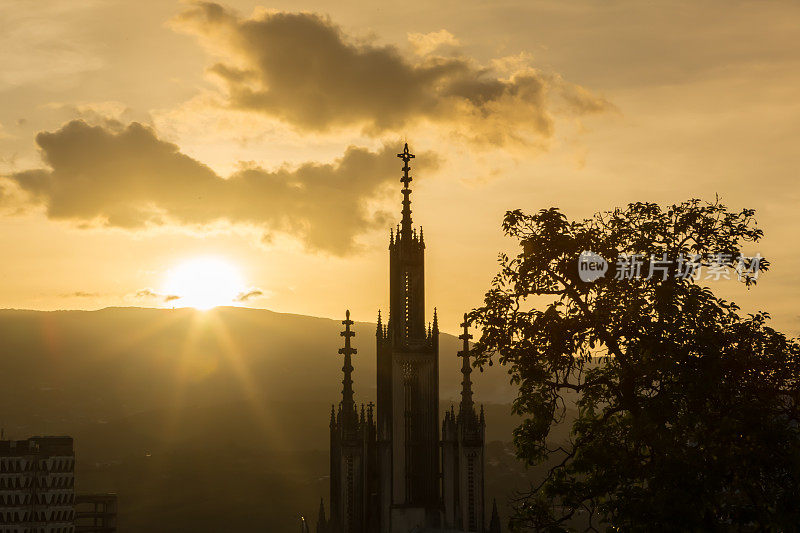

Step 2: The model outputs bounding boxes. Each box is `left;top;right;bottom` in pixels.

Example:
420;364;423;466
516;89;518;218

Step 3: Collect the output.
0;307;547;532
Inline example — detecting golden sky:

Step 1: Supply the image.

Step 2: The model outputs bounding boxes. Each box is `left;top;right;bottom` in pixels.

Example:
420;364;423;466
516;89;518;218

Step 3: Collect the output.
0;0;798;335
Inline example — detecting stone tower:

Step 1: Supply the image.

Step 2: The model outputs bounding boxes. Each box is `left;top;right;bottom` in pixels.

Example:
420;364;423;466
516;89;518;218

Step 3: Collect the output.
328;311;378;533
376;143;441;531
319;145;500;533
441;315;486;531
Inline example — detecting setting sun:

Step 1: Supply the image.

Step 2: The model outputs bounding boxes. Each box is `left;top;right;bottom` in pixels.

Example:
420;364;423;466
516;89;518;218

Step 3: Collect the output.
162;257;246;310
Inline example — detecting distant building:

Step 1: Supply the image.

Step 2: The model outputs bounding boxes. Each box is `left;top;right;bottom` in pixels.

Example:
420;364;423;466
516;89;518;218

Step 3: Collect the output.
0;436;76;533
317;145;502;533
75;493;117;533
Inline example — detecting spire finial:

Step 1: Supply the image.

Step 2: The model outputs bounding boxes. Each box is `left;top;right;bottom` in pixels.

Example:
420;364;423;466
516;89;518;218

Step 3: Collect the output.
338;310;357;429
397;143;415;239
459;313;474;413
432;307;439;332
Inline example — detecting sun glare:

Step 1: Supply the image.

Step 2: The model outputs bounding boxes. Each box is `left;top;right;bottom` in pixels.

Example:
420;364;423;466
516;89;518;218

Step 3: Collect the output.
162;257;246;310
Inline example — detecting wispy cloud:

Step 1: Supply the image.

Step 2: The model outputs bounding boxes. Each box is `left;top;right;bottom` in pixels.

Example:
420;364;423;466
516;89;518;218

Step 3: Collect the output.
136;288;180;304
135;288;159;299
235;288;263;302
63;290;99;298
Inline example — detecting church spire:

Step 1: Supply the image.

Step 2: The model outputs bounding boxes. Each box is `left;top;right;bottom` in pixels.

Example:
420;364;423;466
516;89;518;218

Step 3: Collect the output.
339;310;357;428
316;498;327;533
488;498;502;533
397;143;415;240
459;313;474;413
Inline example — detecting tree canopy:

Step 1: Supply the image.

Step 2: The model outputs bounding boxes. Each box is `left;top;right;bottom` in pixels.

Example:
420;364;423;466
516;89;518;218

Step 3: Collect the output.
469;199;800;531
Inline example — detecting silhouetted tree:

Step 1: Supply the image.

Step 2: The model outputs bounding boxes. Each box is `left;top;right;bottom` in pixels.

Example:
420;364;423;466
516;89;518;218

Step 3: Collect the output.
469;199;800;531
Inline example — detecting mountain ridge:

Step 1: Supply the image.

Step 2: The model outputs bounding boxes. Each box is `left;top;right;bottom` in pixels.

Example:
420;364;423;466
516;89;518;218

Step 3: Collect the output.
0;305;516;436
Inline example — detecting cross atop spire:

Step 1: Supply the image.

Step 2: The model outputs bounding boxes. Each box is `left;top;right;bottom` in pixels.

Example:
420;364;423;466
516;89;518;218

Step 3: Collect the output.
458;313;474;413
397;143;415;188
339;310;357;425
397;143;415;239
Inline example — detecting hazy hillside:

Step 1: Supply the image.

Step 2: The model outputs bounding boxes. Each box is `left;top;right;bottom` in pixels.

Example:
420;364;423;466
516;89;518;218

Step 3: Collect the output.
0;306;517;438
0;307;551;532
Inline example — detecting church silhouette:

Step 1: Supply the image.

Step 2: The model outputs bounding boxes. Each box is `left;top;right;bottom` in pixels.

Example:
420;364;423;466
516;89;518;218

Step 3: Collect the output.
314;145;502;533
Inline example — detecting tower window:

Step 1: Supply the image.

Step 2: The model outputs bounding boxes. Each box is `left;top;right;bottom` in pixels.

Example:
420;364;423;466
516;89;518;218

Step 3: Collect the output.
467;456;476;530
346;456;355;528
404;272;410;337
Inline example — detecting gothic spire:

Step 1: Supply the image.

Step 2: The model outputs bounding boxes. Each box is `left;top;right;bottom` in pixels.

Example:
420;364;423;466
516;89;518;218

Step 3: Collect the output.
339;310;357;427
432;307;439;333
459;313;474;413
397;143;415;240
316;498;327;533
376;310;382;337
488;498;502;533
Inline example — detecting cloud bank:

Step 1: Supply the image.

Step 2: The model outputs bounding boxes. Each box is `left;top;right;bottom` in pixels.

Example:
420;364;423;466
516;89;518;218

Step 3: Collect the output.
7;120;426;254
172;2;610;145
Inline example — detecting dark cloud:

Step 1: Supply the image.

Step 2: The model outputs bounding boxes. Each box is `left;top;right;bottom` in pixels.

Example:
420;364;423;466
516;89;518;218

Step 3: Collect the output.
7;120;429;254
65;291;99;298
172;3;610;144
235;289;263;302
164;294;181;303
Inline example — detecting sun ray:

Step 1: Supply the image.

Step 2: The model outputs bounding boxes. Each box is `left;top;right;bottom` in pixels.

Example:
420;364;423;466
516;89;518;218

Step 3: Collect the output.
205;310;291;449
